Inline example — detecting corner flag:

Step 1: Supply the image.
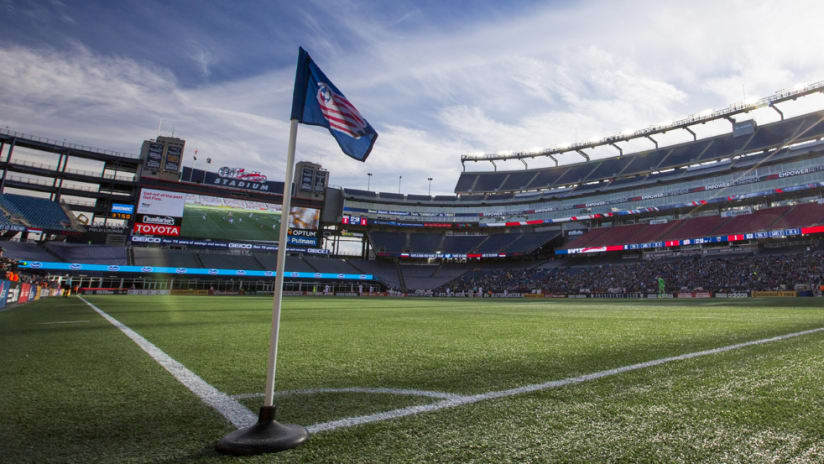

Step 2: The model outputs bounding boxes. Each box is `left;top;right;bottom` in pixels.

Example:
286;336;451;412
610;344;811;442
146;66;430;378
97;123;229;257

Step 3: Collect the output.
291;47;378;161
217;46;378;455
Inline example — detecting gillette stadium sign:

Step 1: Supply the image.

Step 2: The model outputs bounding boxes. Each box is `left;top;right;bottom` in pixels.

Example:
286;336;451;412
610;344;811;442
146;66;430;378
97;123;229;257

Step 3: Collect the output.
211;167;272;191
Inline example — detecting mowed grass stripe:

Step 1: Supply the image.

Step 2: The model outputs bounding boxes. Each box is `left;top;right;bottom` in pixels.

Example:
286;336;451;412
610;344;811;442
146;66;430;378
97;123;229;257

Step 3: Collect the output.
0;297;236;464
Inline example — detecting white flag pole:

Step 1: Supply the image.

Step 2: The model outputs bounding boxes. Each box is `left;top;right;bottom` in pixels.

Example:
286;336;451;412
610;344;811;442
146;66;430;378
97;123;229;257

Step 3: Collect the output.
216;118;308;455
264;118;299;407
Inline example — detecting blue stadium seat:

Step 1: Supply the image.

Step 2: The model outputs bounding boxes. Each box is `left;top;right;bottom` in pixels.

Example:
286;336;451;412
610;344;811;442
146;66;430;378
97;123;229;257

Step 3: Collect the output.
584;157;631;182
473;173;506;192
526;166;569;189
370;231;406;253
1;194;71;230
409;233;443;252
442;235;485;253
621;149;666;174
555;162;599;186
454;173;478;193
499;171;537;191
695;135;748;163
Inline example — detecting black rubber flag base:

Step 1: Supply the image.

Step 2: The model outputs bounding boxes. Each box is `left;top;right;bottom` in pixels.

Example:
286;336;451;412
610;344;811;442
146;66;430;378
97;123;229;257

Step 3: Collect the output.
216;406;309;455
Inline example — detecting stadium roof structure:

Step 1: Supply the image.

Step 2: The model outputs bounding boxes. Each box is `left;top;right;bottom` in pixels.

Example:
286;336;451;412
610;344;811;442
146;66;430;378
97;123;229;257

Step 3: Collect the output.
460;80;824;170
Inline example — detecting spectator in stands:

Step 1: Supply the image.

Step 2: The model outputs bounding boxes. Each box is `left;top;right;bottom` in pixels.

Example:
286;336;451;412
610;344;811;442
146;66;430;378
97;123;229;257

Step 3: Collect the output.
440;246;824;295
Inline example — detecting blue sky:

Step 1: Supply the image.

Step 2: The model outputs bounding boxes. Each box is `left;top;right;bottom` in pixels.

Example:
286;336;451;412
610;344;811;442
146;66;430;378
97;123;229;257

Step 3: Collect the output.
1;0;824;194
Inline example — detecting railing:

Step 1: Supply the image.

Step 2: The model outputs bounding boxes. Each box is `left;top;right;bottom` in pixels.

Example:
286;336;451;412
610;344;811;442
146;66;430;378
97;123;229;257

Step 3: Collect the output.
60;198;97;208
6;174;101;192
0;127;139;159
3;157;135;181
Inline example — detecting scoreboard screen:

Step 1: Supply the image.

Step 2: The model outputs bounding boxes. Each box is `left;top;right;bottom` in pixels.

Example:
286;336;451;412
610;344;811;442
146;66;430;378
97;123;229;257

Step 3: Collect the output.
111;203;135;220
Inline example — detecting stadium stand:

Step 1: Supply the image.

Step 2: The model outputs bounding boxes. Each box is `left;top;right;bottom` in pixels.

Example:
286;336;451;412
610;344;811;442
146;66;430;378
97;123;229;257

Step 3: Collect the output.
370;231;407;253
43;243;127;265
475;234;516;253
408;233;443;252
444;247;824;294
441;235;486;253
399;264;439;290
132;248;202;268
249;254;315;272
348;259;402;289
713;207;792;235
773;202;824;228
453;110;824;194
660;215;728;241
302;256;362;274
503;231;560;253
198;253;263;270
1;241;61;261
0;194;73;230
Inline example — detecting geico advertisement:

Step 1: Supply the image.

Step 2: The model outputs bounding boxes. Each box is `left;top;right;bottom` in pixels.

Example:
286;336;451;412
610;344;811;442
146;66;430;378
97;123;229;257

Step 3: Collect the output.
137;188;186;217
286;228;318;246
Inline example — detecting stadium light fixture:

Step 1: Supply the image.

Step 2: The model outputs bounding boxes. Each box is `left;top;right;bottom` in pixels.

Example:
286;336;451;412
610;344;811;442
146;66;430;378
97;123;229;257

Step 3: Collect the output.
367;172;372;191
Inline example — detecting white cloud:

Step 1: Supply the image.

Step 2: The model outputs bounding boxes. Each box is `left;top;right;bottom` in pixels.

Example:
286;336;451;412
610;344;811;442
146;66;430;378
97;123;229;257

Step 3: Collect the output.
1;0;824;195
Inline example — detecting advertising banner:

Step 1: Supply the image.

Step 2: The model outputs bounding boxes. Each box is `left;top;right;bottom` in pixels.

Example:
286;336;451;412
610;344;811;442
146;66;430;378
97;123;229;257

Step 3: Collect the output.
137;189;186;217
751;290;797;297
18;283;30;303
0;280;9;308
112;204;135;214
286;228;318;247
18;261;372;281
715;292;749;298
6;283;19;304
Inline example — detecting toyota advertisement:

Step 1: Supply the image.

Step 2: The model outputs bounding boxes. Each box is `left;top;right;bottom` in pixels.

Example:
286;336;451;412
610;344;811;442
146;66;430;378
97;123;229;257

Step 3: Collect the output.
133;189;185;236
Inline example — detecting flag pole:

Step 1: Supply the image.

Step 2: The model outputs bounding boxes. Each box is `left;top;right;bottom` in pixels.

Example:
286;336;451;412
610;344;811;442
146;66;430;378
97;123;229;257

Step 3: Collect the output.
264;118;299;407
216;118;309;455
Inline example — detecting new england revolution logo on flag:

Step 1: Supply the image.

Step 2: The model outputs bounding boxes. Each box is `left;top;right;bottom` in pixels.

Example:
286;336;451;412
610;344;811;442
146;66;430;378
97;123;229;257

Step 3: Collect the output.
291;47;378;161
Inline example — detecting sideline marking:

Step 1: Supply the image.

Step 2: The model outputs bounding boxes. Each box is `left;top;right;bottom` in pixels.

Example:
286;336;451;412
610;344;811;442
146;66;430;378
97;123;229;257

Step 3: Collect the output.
78;296;257;428
232;387;466;401
306;326;824;434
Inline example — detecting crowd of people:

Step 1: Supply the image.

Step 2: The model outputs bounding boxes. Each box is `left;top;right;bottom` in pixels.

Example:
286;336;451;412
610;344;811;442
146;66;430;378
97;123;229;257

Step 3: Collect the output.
442;247;824;295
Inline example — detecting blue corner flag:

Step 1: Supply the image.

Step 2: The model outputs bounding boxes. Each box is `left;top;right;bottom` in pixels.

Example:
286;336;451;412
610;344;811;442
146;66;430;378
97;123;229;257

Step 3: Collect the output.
290;47;378;162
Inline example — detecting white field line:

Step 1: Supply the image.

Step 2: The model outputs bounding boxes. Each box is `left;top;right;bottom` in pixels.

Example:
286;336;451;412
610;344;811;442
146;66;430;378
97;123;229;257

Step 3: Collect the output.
77;296;257;428
232;387;466;401
306;326;824;434
38;320;90;324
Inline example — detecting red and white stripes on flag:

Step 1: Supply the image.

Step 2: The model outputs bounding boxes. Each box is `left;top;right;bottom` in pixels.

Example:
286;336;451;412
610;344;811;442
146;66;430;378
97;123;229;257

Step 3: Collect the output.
316;83;368;139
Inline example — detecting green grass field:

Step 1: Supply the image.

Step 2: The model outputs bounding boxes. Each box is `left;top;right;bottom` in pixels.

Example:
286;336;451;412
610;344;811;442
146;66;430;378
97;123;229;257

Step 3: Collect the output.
3;296;824;463
181;205;281;242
